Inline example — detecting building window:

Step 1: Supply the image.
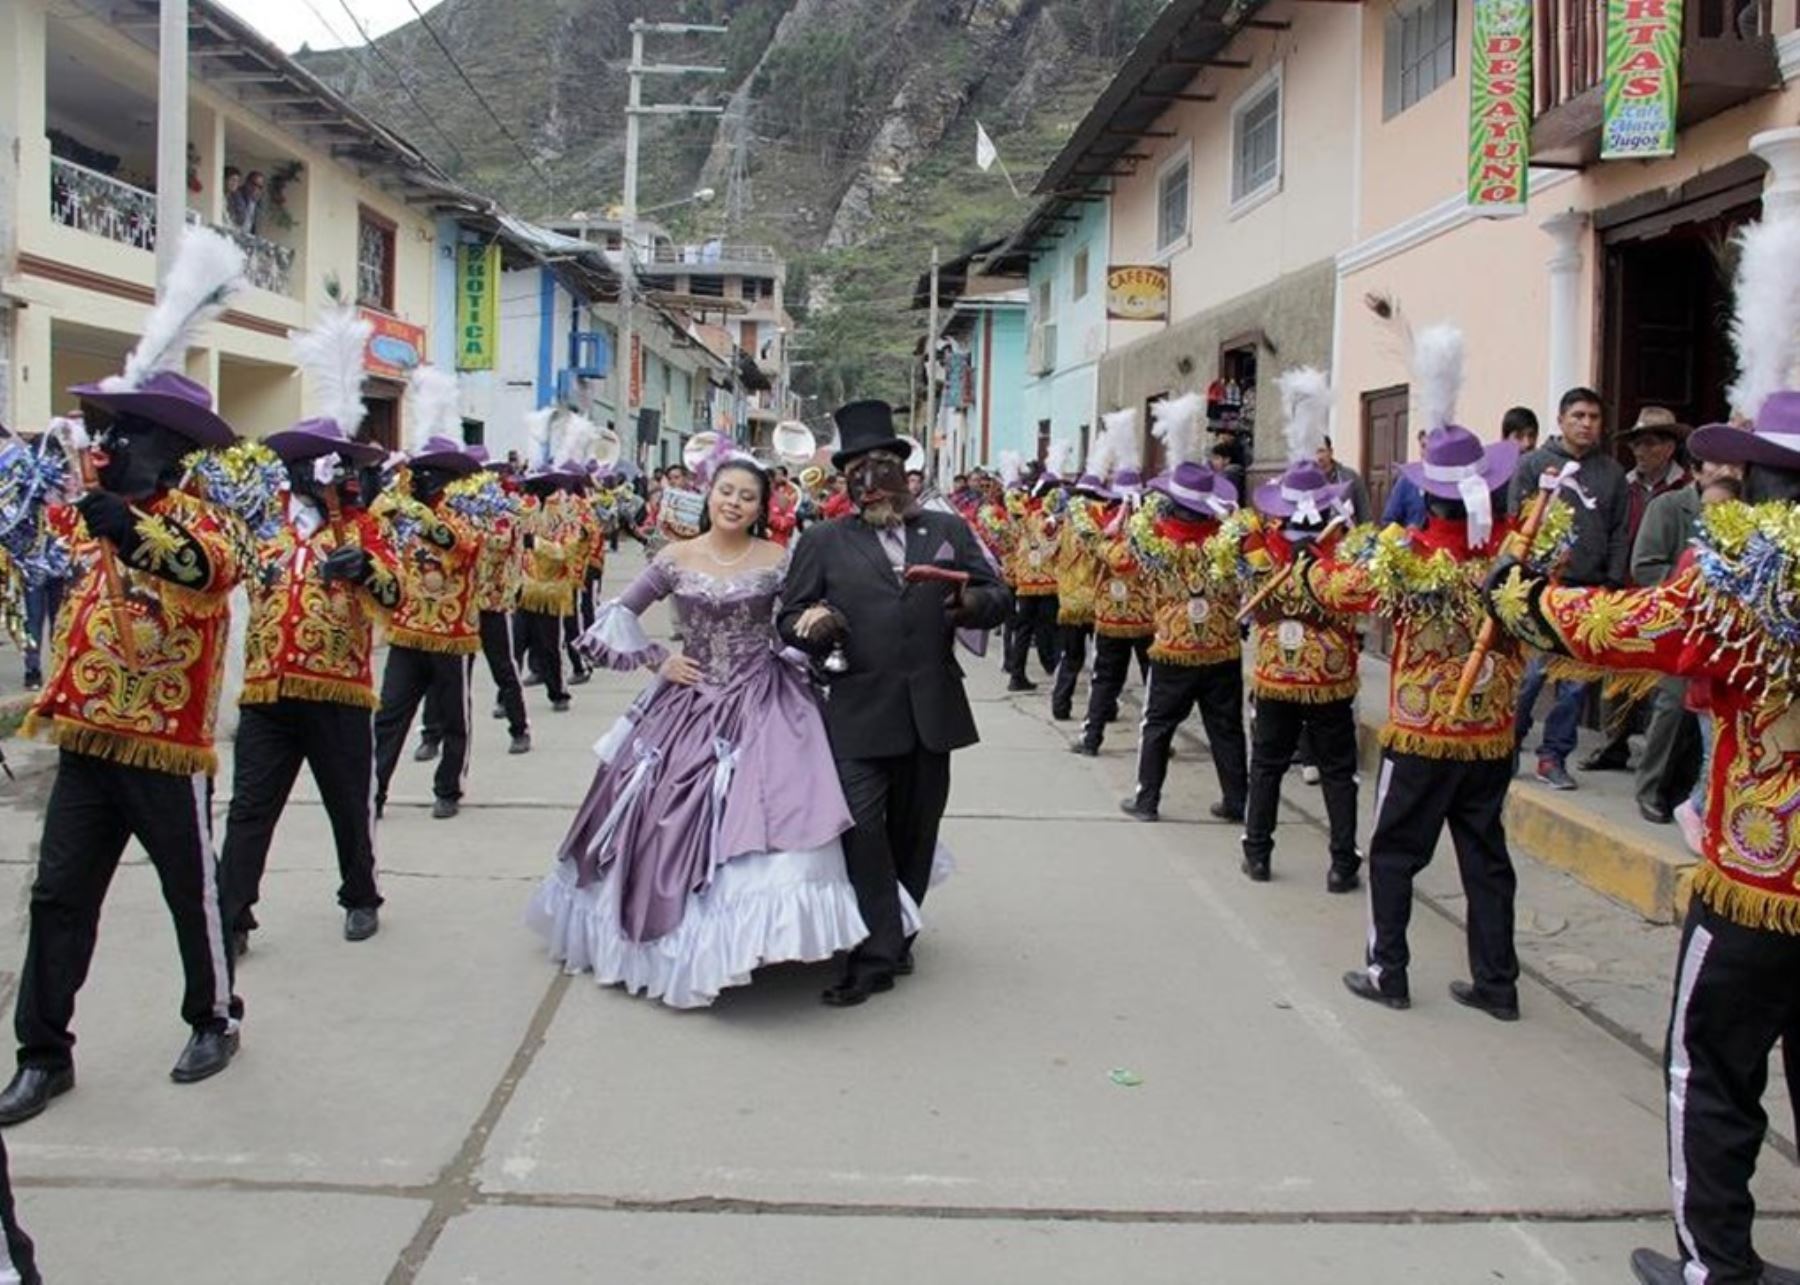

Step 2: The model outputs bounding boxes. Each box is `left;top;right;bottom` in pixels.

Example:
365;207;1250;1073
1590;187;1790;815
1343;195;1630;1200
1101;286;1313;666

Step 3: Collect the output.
1072;245;1090;301
356;207;396;311
741;276;766;303
690;274;725;298
1033;277;1053;323
1156;154;1191;254
1385;0;1457;118
1230;68;1282;212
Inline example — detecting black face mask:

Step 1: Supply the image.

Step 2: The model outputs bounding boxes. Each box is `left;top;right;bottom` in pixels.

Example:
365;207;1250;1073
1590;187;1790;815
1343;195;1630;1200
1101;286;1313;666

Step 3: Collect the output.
88;413;189;500
348;463;387;510
523;476;560;500
411;465;457;505
1744;464;1800;505
1426;495;1467;522
287;454;353;508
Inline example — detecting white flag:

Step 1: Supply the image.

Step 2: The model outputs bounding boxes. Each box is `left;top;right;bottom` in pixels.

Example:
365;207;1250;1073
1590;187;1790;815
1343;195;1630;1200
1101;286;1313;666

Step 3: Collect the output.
976;121;998;173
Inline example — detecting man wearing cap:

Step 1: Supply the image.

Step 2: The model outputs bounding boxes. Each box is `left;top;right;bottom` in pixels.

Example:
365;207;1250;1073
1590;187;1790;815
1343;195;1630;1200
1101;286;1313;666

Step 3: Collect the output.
371;384;484;823
1121;452;1248;825
1509;386;1629;791
218;346;402;956
779;400;1010;1007
3;228;252;1121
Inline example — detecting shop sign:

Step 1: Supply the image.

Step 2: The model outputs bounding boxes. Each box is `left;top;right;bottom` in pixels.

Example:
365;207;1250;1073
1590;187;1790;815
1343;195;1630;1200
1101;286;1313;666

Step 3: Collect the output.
1467;0;1533;213
361;310;426;380
1602;0;1684;159
1106;265;1170;322
455;243;499;371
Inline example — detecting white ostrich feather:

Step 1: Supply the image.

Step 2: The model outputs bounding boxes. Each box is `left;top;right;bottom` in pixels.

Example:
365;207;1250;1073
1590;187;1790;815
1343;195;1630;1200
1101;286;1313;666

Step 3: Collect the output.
524;408;555;468
1277;367;1332;464
1100;408;1140;476
1048;437;1079;477
101;227;245;393
998;449;1023;486
1151;392;1204;465
1410;324;1465;433
406;366;462;448
556;413;600;468
1726;217;1800;418
290;304;372;436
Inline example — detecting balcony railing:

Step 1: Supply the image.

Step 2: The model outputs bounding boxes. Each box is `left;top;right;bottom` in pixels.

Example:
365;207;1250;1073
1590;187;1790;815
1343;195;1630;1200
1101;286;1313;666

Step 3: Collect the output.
650;242;780;267
49;157;296;296
1532;0;1778;164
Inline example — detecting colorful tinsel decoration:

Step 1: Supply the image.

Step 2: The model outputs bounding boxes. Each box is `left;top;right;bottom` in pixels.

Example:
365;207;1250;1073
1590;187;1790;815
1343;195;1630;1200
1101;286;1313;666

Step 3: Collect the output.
0;436;75;593
1684;500;1800;700
442;470;517;526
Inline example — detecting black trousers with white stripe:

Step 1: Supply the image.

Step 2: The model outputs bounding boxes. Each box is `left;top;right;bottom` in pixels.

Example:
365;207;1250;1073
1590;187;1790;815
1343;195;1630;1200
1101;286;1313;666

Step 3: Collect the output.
425;612;527;742
1131;659;1248;814
15;752;238;1072
219;698;382;936
0;1133;37;1282
1050;623;1091;716
1663;899;1800;1284
375;646;469;806
1363;751;1517;1003
1080;633;1151;750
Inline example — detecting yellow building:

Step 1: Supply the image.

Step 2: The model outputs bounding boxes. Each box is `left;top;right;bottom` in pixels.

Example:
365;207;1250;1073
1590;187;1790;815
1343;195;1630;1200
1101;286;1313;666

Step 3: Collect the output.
0;0;468;443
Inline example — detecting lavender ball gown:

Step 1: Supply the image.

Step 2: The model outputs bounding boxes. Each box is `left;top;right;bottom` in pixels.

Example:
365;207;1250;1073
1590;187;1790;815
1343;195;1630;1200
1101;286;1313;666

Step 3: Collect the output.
525;555;882;1008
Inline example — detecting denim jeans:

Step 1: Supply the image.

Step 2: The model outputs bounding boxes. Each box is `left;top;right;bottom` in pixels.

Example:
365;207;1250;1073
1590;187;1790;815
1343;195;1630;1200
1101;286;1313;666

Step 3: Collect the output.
1691;714;1714;819
21;580;64;683
1513;653;1588;765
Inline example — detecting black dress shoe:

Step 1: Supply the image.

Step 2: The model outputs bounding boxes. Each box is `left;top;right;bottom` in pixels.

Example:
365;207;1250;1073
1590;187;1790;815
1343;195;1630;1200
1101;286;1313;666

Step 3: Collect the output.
1326;866;1361;894
171;1028;238;1084
1628;1249;1683;1285
509;733;532;755
1050;706;1072;722
1209;801;1245;823
820;974;894;1007
1241;856;1271;882
551;698;571;713
0;1066;74;1126
412;740;440;763
491;704;506;720
895;952;915;977
1071;742;1099;757
1342;970;1410;1010
1448;980;1519;1022
1639;800;1674;825
1006;676;1038;692
344;906;380;942
568;668;592;686
1119;797;1159;822
522;672;545;687
432;797;460;820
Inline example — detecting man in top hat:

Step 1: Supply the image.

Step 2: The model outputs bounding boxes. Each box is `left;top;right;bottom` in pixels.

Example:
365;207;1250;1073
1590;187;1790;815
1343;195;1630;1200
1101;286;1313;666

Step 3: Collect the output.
371;374;484;822
1220;368;1362;889
219;404;400;956
3;228;252;1122
779;400;1010;1007
1307;326;1526;1020
1482;218;1800;1285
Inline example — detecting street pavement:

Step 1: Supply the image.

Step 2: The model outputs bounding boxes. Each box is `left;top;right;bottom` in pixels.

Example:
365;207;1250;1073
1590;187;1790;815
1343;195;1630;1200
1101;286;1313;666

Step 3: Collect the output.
0;542;1797;1283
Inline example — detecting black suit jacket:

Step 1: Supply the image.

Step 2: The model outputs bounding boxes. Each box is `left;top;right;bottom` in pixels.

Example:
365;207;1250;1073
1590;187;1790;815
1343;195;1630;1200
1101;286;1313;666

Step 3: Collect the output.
779;509;1011;760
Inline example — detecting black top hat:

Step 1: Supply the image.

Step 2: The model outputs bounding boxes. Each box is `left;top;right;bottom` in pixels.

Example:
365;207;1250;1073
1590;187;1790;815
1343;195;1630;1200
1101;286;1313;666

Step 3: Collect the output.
831;400;909;469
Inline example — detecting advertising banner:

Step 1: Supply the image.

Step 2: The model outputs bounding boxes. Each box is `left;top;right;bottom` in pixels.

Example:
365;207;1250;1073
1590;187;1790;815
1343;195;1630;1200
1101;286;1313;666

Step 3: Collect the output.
1467;0;1533;213
1105;265;1170;322
455;243;499;371
360;309;426;381
1602;0;1684;159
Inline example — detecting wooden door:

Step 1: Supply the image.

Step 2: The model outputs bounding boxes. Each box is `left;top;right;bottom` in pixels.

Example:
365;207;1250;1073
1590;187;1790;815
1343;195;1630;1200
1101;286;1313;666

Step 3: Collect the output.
360;393;399;452
1360;384;1409;522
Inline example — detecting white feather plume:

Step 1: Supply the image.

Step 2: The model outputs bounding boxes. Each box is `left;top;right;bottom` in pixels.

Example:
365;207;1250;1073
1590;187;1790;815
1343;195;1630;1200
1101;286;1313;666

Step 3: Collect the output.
1101;408;1140;476
1277;367;1332;464
998;449;1023;486
406;365;462;448
524;408;555;468
101;226;246;393
1409;324;1464;433
1048;437;1078;477
290;304;372;436
556;413;600;468
1151;392;1204;465
1726;217;1800;418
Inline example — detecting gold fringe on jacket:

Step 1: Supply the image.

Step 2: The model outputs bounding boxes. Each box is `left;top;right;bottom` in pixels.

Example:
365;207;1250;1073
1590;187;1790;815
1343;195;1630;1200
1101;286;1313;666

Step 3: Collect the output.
1252;677;1360;705
240;676;380;710
382;625;480;655
1379;725;1516;762
25;714;218;776
1693;862;1800;936
519;583;576;616
1095;621;1154;640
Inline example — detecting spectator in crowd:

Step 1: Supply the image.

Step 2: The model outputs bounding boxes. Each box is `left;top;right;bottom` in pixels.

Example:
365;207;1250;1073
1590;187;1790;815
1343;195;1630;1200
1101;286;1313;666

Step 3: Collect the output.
1510;387;1630;791
1501;406;1539;452
223;166;243;208
228;169;266;235
1314;435;1371;524
906;469;925;498
1380;430;1430;528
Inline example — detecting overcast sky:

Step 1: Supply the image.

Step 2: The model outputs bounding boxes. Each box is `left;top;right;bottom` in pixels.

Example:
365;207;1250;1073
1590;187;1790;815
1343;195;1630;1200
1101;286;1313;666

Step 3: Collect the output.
214;0;436;52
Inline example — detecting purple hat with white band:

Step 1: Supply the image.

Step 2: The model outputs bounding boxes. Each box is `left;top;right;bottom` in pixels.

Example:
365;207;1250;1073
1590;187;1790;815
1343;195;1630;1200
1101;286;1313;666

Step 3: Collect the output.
1149;461;1237;517
1112;467;1145;499
1254;461;1351;522
1398;425;1519;501
1073;472;1115;501
1689;391;1800;470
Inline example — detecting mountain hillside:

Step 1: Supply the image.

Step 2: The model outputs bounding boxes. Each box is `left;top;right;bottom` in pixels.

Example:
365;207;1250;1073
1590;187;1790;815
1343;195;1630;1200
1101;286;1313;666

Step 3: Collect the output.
302;0;1161;411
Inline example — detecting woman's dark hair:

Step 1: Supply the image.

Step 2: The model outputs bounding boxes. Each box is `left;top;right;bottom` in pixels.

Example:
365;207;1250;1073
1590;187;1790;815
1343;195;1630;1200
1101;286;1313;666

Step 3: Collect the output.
698;458;772;538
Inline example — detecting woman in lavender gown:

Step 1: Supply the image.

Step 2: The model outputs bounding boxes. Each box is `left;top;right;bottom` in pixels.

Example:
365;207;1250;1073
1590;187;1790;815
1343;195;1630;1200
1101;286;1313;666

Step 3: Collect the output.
525;456;872;1007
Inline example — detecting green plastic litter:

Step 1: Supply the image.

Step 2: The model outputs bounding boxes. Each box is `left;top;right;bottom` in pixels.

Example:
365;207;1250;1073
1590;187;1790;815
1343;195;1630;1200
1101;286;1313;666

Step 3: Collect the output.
1108;1068;1144;1087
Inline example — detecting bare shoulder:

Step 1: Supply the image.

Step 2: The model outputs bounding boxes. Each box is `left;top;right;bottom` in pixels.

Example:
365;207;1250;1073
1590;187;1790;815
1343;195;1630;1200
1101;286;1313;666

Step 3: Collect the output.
748;538;788;571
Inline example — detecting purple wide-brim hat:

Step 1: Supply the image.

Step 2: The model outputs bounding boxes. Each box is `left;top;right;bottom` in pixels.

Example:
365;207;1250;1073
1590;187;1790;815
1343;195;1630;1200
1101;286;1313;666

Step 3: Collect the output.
1073;472;1116;500
1113;467;1145;497
1149;461;1237;516
1254;462;1351;520
266;417;386;467
72;371;237;447
410;434;480;476
1690;391;1800;469
1398;425;1519;500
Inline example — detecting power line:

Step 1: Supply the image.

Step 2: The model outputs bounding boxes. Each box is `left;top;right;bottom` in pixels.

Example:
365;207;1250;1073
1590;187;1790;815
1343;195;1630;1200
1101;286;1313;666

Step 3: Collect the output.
326;0;467;169
398;0;563;202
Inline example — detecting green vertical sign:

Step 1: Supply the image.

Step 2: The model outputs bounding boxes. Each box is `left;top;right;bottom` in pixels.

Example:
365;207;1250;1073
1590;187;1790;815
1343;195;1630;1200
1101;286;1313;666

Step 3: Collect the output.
1602;0;1684;158
1468;0;1533;212
456;242;498;371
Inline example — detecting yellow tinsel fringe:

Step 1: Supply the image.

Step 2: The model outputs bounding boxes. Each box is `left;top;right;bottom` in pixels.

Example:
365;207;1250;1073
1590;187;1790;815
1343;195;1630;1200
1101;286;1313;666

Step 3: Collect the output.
519;584;575;616
1692;862;1800;935
382;626;480;655
1095;622;1154;639
1252;679;1360;705
1543;657;1663;703
1015;586;1058;598
1148;647;1241;667
1379;725;1515;762
27;715;217;776
1057;608;1096;627
240;676;378;709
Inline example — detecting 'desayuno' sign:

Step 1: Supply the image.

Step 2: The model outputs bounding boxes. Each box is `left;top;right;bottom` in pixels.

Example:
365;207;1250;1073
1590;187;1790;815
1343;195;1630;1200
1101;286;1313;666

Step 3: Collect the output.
1602;0;1684;159
1467;0;1533;213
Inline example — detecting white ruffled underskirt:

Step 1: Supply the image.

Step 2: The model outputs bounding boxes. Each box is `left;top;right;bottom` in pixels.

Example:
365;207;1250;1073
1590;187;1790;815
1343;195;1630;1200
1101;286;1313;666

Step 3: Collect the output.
526;841;932;1009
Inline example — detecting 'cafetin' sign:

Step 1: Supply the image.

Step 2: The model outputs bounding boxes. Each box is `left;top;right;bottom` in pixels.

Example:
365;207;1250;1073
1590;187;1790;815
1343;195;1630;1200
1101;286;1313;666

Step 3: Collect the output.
1602;0;1684;159
455;242;499;371
1467;0;1533;213
1106;265;1170;322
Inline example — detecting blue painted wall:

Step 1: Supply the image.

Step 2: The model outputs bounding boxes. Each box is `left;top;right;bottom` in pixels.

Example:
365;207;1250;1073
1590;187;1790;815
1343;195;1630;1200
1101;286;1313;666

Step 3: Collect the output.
1020;198;1109;462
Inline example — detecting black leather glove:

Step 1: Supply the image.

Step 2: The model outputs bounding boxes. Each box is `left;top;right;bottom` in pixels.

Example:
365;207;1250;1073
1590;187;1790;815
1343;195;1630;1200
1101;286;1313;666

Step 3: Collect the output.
522;533;536;551
75;491;136;547
319;546;373;584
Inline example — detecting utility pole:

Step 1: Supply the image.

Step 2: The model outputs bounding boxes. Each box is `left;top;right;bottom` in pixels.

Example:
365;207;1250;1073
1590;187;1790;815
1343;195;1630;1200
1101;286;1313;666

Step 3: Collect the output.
619;20;725;466
925;244;940;482
156;0;190;288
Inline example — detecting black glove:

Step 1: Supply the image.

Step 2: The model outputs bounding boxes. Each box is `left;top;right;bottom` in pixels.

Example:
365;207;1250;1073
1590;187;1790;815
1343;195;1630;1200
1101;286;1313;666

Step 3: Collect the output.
75;491;136;546
319;546;373;584
1483;553;1522;597
522;533;536;551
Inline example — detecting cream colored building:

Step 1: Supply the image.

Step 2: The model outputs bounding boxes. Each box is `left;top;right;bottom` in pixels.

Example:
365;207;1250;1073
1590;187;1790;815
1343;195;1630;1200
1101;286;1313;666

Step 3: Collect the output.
0;0;472;443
